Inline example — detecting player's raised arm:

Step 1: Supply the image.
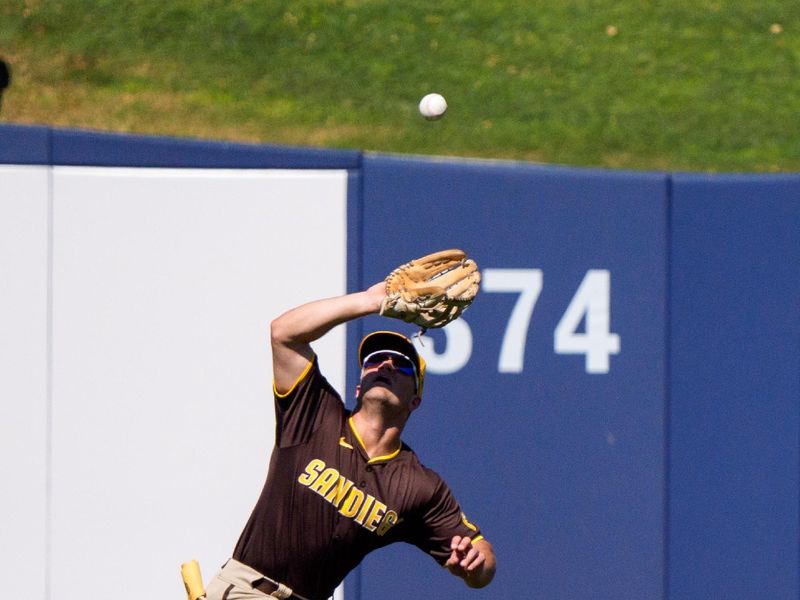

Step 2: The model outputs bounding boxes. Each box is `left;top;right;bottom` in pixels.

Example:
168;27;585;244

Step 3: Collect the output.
270;282;386;394
271;248;481;393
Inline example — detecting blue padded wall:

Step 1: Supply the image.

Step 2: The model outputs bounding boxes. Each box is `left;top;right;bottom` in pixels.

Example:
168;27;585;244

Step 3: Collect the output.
354;154;669;600
669;174;800;599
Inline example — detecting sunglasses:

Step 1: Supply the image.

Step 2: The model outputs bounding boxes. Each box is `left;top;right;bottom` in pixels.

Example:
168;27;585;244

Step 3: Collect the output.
362;350;419;389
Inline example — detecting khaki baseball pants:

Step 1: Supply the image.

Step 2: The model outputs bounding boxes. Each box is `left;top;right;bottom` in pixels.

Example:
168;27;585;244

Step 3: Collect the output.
205;559;281;600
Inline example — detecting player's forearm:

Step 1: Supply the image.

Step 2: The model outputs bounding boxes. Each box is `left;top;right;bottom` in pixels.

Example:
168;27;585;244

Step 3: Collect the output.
271;285;384;346
271;283;386;394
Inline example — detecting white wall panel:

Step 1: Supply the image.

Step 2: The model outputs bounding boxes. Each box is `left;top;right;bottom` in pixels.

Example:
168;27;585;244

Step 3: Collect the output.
0;166;49;598
50;167;348;599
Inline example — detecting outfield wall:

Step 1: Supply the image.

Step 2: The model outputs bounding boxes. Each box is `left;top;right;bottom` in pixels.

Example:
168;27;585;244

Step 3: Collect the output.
1;124;797;600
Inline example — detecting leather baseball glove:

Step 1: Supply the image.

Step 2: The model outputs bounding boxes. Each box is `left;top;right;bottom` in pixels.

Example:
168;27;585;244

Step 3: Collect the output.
380;249;481;330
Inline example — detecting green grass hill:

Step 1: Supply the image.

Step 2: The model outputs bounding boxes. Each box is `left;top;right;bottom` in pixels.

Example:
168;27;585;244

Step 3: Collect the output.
1;0;799;172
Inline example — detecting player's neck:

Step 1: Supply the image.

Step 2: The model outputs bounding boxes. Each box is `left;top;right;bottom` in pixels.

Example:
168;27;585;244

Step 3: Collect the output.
350;409;404;459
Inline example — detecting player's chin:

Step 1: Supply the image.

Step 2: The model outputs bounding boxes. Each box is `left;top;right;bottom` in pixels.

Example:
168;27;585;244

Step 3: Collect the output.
363;384;401;404
360;378;397;399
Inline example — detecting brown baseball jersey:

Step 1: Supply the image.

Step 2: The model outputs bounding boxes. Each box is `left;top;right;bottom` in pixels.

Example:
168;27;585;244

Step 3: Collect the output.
232;355;483;600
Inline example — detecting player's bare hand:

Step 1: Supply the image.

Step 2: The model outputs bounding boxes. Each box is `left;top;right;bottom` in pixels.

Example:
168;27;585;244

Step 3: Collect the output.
446;536;484;574
445;536;496;588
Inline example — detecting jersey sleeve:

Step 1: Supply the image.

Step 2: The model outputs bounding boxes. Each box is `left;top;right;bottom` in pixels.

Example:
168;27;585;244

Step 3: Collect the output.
411;473;484;565
273;355;344;448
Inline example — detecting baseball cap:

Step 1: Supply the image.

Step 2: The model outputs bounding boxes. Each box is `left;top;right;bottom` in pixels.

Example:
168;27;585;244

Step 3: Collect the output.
358;331;426;395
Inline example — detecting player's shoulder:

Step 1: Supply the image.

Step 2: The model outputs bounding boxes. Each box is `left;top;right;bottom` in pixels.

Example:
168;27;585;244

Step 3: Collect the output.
397;443;448;488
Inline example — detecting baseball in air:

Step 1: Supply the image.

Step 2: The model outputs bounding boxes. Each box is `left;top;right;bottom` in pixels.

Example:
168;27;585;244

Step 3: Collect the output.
418;93;447;120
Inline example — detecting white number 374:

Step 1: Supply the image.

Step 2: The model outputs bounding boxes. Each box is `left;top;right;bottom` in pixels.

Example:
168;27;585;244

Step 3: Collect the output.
413;269;620;375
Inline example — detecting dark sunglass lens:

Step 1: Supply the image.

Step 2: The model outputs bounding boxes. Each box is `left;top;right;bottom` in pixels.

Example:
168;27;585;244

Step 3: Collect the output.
393;356;413;369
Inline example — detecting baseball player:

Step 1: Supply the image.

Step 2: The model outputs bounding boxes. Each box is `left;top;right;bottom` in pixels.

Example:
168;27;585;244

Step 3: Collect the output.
204;253;494;600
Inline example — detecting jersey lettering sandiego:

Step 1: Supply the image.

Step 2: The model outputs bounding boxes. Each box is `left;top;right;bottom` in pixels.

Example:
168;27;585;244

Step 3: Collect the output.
297;458;402;536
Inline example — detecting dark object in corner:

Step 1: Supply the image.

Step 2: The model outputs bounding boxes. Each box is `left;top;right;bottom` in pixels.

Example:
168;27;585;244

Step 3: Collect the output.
0;59;10;112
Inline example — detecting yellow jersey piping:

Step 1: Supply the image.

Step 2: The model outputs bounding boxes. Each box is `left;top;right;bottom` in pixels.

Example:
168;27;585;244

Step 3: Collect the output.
347;416;401;463
273;355;315;398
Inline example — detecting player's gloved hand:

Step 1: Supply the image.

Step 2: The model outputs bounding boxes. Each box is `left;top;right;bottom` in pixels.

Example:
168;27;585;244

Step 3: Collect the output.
380;249;480;331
